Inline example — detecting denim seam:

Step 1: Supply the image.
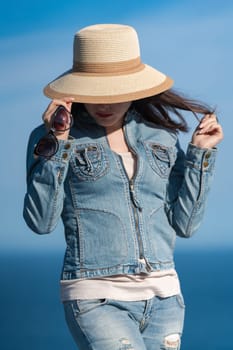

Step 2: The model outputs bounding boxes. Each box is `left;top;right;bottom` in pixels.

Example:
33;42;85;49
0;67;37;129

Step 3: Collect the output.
139;298;153;331
74;209;85;273
67;176;83;270
185;168;205;237
146;204;166;256
46;161;67;232
70;301;93;347
46;189;60;232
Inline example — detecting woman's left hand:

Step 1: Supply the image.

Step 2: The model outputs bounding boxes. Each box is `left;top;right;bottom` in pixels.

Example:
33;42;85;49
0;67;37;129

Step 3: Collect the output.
191;114;224;149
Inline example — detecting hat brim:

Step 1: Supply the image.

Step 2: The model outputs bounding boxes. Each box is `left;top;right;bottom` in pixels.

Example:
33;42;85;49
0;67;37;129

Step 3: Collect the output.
43;64;173;103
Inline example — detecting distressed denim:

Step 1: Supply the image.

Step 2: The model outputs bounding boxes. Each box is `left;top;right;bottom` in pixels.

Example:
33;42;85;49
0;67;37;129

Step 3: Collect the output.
63;294;185;350
23;108;217;280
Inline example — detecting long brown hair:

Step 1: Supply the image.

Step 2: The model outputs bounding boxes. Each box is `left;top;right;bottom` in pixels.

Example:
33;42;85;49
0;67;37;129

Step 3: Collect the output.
133;89;214;132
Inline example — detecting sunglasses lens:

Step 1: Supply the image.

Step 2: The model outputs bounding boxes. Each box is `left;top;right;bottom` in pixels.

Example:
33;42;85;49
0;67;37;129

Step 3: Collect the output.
34;134;58;158
52;107;72;131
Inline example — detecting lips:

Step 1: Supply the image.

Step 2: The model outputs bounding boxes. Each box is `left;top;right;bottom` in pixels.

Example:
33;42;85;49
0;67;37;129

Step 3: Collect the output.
96;112;113;118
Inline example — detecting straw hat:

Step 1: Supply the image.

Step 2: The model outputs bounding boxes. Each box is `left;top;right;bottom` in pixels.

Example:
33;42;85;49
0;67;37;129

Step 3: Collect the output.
44;24;173;103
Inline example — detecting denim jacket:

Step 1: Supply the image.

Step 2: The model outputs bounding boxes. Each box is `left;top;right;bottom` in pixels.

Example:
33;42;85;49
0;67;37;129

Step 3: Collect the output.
23;109;217;280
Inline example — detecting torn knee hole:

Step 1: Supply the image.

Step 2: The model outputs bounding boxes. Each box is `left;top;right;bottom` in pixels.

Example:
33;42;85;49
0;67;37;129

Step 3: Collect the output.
120;337;134;349
164;334;180;349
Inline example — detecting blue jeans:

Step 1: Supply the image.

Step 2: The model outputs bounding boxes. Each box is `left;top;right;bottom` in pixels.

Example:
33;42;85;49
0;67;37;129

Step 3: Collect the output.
63;295;185;350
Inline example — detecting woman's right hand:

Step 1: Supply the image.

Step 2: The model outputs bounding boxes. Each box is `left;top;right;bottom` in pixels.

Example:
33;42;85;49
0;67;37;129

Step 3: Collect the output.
42;97;74;140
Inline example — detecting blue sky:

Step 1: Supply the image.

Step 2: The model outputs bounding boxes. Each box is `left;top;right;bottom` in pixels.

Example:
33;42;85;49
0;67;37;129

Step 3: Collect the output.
1;0;232;252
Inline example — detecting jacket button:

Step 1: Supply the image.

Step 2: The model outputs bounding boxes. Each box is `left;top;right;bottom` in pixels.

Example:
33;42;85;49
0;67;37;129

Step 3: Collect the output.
64;143;71;150
205;152;211;159
203;161;209;168
62;153;68;160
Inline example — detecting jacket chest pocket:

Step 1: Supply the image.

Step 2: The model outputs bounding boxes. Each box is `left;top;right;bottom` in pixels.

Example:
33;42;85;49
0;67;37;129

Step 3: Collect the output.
143;141;175;178
70;143;109;181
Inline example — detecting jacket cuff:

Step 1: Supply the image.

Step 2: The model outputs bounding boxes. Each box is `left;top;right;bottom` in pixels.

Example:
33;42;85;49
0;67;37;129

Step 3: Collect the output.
186;143;217;172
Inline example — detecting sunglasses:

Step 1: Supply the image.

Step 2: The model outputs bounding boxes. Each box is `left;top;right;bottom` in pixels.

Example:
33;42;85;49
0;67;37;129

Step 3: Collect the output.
34;105;73;158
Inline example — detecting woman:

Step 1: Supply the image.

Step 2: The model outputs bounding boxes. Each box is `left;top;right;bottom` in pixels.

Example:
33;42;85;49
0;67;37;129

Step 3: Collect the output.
23;24;223;350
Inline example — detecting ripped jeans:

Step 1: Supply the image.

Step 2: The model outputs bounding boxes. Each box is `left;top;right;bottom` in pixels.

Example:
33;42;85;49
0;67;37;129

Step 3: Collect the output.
63;294;185;350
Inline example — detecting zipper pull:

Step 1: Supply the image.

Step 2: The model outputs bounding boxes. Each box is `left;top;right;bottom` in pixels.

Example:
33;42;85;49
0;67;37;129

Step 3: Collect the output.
139;257;153;273
144;257;153;272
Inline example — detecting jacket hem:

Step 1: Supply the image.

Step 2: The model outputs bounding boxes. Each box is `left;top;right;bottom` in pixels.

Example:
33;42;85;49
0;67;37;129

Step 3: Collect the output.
61;261;175;280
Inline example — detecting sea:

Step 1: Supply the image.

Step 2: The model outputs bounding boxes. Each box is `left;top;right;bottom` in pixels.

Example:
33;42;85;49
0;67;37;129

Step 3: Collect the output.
1;248;232;350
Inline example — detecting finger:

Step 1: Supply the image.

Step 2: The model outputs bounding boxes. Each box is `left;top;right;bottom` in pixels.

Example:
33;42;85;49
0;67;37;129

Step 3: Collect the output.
42;97;74;122
197;122;222;136
51;97;75;104
199;113;218;123
198;115;218;130
197;122;218;134
205;113;217;121
62;97;75;103
42;101;59;121
56;97;75;112
47;97;74;111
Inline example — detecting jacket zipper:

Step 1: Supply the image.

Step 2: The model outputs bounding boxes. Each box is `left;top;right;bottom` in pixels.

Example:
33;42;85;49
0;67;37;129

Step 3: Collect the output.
129;178;143;259
129;178;152;272
123;122;153;272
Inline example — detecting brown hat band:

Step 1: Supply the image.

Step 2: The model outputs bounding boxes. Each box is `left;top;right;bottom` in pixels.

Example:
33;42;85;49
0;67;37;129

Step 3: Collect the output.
73;57;144;75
